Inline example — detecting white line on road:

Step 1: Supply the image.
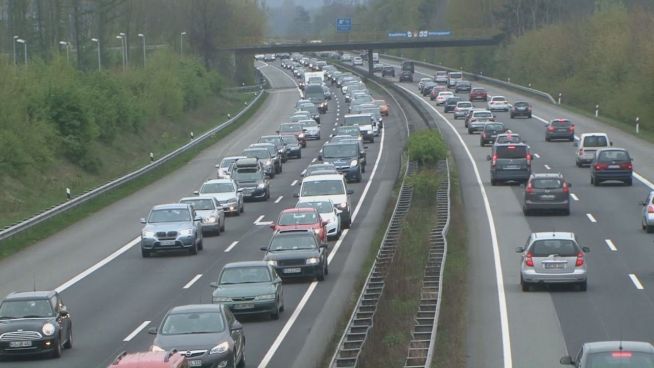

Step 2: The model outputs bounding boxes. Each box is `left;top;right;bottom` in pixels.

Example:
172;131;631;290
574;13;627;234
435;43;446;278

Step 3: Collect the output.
544;164;551;170
605;239;617;252
253;215;264;224
311;158;317;163
291;179;298;186
274;195;284;203
533;153;541;159
586;213;597;223
301;169;306;176
183;274;203;289
224;241;239;253
123;321;150;342
570;193;579;201
629;274;644;290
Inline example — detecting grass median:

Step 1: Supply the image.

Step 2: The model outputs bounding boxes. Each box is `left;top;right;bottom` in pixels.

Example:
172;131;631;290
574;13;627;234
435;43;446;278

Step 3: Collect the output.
0;91;267;259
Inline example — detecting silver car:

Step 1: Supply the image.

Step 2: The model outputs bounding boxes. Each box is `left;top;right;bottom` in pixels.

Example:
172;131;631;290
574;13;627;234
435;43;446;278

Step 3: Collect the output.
140;203;203;257
296;199;342;240
642;190;654;233
453;101;473;119
195;179;244;216
515;232;589;291
179;196;225;235
216;156;245;179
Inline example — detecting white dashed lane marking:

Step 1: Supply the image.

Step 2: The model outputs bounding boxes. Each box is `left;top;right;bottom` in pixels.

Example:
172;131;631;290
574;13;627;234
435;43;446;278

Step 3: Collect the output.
183;274;202;289
123;321;151;342
630;274;644;290
274;196;283;204
570;193;579;201
291;180;298;186
224;241;239;252
605;239;617;252
586;213;597;223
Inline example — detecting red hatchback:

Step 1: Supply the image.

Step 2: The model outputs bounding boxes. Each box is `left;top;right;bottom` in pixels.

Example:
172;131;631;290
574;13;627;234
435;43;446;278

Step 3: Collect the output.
271;208;327;244
469;87;488;102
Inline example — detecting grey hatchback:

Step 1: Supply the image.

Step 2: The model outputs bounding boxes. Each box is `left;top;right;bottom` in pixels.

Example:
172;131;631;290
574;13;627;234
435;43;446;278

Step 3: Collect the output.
516;232;589;291
140;204;203;257
523;173;571;215
488;143;532;185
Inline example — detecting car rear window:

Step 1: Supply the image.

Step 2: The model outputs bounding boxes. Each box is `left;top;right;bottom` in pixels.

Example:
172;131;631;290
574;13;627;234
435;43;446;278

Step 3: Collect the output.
583;135;608;147
484;124;504;132
471;88;485;93
531;179;562;189
587;351;654;367
495;145;528;159
530;239;578;257
551;120;571;127
514;102;529;107
598;150;630;162
473;111;492;119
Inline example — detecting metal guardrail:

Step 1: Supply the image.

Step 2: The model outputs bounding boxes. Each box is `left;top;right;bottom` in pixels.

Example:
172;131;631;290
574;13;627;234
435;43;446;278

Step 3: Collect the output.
381;54;557;105
330;161;417;368
403;159;451;368
0;89;265;243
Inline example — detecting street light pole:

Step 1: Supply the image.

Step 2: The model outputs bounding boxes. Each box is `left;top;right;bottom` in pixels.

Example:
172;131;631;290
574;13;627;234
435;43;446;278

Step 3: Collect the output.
12;35;18;65
138;33;146;67
91;38;101;71
16;38;27;65
180;31;187;57
116;35;125;71
119;32;128;65
59;41;70;63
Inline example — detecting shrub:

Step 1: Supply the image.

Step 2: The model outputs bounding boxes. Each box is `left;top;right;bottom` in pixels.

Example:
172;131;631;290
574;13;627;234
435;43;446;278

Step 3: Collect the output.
407;130;447;166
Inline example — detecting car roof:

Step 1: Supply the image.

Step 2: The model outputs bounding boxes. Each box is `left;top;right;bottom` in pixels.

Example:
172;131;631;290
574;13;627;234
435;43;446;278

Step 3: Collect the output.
168;304;223;314
203;178;235;184
303;174;345;182
530;173;564;179
223;261;270;269
280;207;318;214
5;290;56;300
307;170;339;176
111;351;186;368
583;341;654;353
152;203;190;211
222;155;246;161
596;147;628;153
297;199;334;205
531;232;575;240
580;132;608;137
234;157;259;167
324;141;358;147
344;113;372;118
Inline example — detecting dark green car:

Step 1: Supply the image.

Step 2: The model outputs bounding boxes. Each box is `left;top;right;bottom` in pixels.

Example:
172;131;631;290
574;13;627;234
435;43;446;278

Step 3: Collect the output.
211;261;284;320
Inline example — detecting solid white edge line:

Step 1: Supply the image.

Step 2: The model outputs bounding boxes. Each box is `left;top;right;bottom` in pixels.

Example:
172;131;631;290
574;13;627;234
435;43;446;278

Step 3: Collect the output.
570;193;579;201
224;241;239;253
291;179;298;186
586;213;597;223
605;239;617;252
397;84;513;368
55;236;141;293
257;103;388;368
629;274;644;290
123;320;150;342
274;195;284;204
253;215;264;224
183;274;203;289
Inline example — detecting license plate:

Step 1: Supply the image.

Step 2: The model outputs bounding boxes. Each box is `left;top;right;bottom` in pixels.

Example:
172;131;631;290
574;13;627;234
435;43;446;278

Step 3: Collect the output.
557;129;567;132
283;268;302;274
540;195;555;200
233;303;255;310
189;360;202;367
608;164;620;169
504;165;520;170
160;240;175;246
544;263;565;269
9;341;32;348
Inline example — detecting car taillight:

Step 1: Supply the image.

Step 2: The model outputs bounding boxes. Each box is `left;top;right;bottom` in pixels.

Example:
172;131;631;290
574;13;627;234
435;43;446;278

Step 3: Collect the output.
562;182;569;193
525;252;534;267
575;252;584;267
491;154;497;167
595;163;608;170
612;351;632;358
648;205;654;214
568;125;575;132
526;153;532;164
622;162;633;170
525;182;534;193
547;126;555;132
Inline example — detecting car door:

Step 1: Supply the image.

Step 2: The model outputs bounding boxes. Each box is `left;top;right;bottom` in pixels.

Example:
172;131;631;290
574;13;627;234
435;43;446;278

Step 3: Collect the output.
192;209;202;243
52;294;70;341
225;309;244;360
271;267;283;302
213;198;225;226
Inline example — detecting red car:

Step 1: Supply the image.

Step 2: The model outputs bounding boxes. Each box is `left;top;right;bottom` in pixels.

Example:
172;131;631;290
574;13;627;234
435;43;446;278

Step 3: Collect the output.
271;208;327;243
279;123;306;147
469;87;488;102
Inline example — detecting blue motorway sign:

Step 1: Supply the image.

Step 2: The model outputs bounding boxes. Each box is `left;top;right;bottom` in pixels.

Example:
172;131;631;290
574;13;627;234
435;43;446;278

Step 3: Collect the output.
336;18;352;32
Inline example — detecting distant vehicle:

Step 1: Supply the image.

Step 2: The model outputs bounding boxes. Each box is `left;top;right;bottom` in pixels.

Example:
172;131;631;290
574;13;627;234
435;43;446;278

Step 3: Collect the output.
374;99;389;116
140;203;203;257
216;155;245;179
495;132;523;144
109;350;187;368
280;134;302;159
575;133;612;167
372;52;379;63
254;54;265;61
516;232;589;291
0;290;73;358
258;135;288;162
381;66;395;77
447;71;463;88
435;91;454;105
231;158;270;201
352;57;363;66
195;178;244;216
545;119;575;141
271;207;327;244
401;61;414;73
479;122;506;146
590;148;633;186
300;119;321;140
469;87;488;102
560;341;654;367
263;54;276;62
453;101;474;119
443;96;462;113
261;230;328;281
298;174;353;228
523;173;571;215
249;142;282;174
467;110;495;133
510;101;532;118
242;147;275;178
341;53;352;62
487;96;510;112
399;70;413;82
296;199;342;240
303;84;328;114
320;141;365;182
421;82;437;96
488;142;532;185
454;80;472;93
343;114;377;143
179;196;225;235
279;122;307;147
304;163;338;177
642;191;654;233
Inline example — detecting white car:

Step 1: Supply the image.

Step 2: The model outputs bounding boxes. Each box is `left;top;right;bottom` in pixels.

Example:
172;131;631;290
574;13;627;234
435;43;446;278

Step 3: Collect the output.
195;179;244;216
296;199;342;240
435;91;454;105
453;101;473;119
352;57;363;66
216;156;245;179
487;96;511;112
297;174;353;229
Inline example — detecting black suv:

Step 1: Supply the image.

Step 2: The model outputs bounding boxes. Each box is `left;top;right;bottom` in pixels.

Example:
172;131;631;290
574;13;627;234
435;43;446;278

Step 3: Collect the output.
399;70;413;82
381;66;395;77
488;143;532;185
480;122;507;146
590;148;633;186
261;230;328;281
454;80;472;93
320;141;366;182
0;291;72;358
443;97;462;113
232;158;270;201
523;173;571;215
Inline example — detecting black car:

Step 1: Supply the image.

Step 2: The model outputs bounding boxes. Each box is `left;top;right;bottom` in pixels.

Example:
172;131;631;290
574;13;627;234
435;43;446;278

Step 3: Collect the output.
523;173;571;215
258;135;288;163
399;70;413;82
381;66;395;77
320;141;365;182
242;148;275;178
443;97;462;113
280;135;302;159
421;82;437;96
510;101;532;118
545;119;575;141
0;291;72;358
454;80;472;93
231;158;270;201
480;122;507;146
590;148;633;186
261;230;328;281
149;304;245;368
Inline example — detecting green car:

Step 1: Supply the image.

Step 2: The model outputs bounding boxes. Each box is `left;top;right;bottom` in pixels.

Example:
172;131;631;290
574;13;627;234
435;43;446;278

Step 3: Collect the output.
211;261;284;320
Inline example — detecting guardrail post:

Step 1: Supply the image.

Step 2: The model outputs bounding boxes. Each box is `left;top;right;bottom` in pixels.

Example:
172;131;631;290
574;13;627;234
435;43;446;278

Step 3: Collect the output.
595;105;599;117
558;92;562;105
528;83;532;88
189;131;194;140
150;152;154;162
636;117;640;134
66;188;71;200
507;77;511;84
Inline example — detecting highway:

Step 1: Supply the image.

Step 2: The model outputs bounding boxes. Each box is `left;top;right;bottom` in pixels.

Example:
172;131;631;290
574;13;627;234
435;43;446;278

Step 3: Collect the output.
0;61;411;367
377;57;654;368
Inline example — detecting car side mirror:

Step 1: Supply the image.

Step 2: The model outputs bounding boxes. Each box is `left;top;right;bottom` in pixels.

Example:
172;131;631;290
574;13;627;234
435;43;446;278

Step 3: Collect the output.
560;356;574;365
140;218;146;224
642;201;648;206
486;155;491;161
193;190;200;195
273;278;282;284
231;321;243;331
270;224;276;230
148;327;157;335
567;183;572;188
275;130;280;134
260;246;268;251
610;141;613;146
347;189;354;195
59;307;69;317
215;164;220;168
582;246;590;253
318;155;323;161
210;282;219;288
515;246;524;253
237;188;243;192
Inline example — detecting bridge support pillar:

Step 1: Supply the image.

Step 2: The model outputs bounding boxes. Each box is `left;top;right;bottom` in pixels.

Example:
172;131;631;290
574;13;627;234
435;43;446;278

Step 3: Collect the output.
368;49;374;76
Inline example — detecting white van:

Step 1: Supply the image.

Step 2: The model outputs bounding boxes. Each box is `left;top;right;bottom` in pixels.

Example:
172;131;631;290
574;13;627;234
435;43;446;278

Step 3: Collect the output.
372;52;380;64
575;133;612;167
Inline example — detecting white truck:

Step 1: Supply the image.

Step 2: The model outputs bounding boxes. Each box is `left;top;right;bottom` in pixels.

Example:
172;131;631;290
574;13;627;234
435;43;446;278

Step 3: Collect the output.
304;71;325;86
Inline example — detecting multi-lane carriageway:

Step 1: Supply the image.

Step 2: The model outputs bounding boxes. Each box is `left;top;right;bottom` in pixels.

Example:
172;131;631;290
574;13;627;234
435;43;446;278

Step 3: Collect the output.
0;60;417;368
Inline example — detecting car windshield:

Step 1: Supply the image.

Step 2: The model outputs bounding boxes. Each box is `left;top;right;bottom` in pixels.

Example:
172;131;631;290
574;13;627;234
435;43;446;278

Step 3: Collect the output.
449;72;462;79
278;211;318;225
598;150;630;162
280;124;302;132
0;300;54;318
496;135;521;143
344;115;371;126
472;88;485;93
301;179;345;196
530;239;578;257
160;312;225;335
148;209;191;223
474;112;492;119
583;135;608;147
586;351;654;367
233;169;262;181
305;85;324;99
219;266;271;284
280;136;299;145
244;149;269;159
297;201;333;213
337;127;360;136
323;144;358;158
269;234;317;251
514;102;529;108
531;179;562;189
551;120;571;127
220;158;238;169
307;165;336;174
496;145;528;159
302;120;318;127
492;97;507;102
457;102;473;108
484;124;505;132
446;98;461;104
180;199;214;210
201;183;234;193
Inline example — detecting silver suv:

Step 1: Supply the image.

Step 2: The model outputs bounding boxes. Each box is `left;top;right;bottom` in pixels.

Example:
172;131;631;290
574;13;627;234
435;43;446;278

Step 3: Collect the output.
515;232;590;291
179;196;225;235
140;203;203;257
195;179;244;216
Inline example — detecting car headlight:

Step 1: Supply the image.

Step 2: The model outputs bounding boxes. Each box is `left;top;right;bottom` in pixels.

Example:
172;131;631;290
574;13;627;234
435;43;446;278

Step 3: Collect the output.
207;216;217;223
179;229;193;236
337;202;347;209
257;183;266;189
255;293;276;300
350;159;358;167
306;257;320;265
210;341;230;355
267;260;277;267
265;159;272;166
298;133;305;138
42;322;55;336
142;230;155;238
314;228;321;234
151;345;165;352
213;296;232;302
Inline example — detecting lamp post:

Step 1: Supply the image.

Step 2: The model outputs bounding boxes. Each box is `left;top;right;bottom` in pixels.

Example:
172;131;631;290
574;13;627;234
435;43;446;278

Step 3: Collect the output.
180;31;187;57
119;32;128;65
91;38;101;71
116;35;125;71
16;38;27;65
59;41;70;63
138;33;146;67
12;35;18;65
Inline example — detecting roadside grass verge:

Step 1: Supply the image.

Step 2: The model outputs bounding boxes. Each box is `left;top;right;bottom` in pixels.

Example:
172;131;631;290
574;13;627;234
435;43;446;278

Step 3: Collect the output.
432;161;467;367
0;91;267;259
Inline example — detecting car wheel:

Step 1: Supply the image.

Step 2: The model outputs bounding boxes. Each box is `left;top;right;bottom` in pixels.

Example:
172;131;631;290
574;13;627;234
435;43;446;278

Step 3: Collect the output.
625;178;633;186
240;202;244;214
52;336;63;358
523;206;530;216
647;225;654;234
563;207;570;216
214;225;220;237
317;266;325;281
198;237;203;250
569;136;574;142
271;305;280;320
545;137;550;142
343;217;351;229
578;281;587;292
325;263;329;275
189;243;198;255
141;249;151;258
237;352;246;368
520;277;530;292
491;178;497;186
468;129;473;134
221;220;226;232
64;328;72;349
510;114;514;119
361;164;366;173
592;176;599;186
528;114;532;118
